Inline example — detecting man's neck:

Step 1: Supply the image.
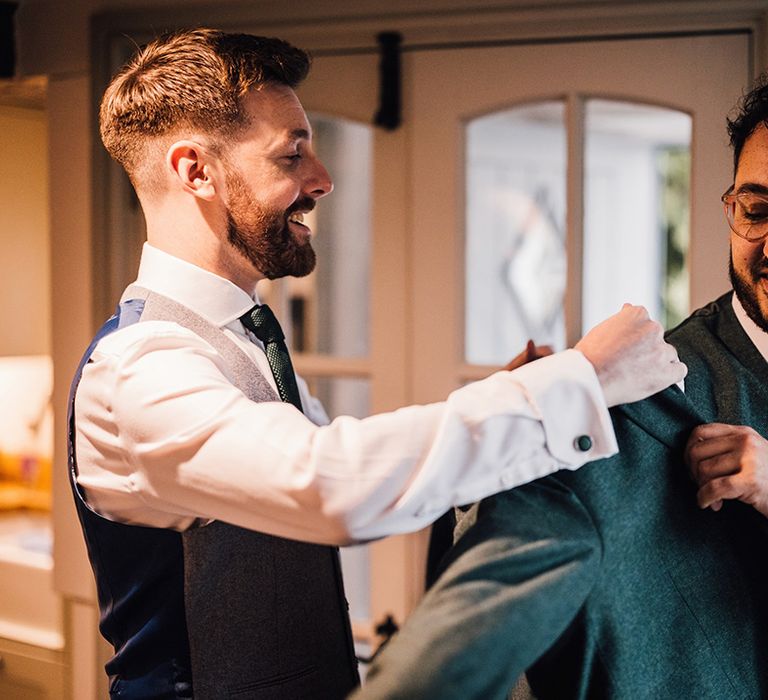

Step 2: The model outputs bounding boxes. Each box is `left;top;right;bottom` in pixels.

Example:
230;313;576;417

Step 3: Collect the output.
145;214;261;296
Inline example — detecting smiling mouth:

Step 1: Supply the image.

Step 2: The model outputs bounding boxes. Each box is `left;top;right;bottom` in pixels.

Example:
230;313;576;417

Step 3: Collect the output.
287;210;313;240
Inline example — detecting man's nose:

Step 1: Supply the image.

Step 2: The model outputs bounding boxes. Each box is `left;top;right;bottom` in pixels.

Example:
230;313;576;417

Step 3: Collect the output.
306;156;333;199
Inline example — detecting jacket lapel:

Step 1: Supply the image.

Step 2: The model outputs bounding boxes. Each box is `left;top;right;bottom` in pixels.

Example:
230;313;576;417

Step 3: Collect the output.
614;385;713;451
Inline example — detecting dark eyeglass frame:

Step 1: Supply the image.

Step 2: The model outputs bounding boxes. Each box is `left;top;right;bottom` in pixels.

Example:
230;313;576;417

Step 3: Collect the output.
721;186;768;242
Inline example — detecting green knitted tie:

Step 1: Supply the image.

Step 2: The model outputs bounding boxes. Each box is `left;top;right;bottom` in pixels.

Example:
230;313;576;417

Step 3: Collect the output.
240;304;304;413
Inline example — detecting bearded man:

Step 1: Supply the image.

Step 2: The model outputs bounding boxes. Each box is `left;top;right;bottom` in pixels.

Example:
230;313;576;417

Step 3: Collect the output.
68;28;684;699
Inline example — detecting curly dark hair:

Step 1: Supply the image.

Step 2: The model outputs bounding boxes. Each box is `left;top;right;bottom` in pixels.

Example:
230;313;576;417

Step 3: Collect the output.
727;73;768;175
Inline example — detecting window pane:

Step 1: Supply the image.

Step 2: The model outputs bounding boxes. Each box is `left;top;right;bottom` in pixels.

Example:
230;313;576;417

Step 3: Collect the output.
465;101;567;365
260;115;372;358
584;99;691;330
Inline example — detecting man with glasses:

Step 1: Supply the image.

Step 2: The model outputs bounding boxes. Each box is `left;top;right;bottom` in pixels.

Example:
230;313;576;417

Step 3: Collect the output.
354;77;768;699
690;171;768;517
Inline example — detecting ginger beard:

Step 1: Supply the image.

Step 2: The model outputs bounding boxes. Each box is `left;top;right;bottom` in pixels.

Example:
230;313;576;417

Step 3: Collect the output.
224;165;316;280
730;250;768;333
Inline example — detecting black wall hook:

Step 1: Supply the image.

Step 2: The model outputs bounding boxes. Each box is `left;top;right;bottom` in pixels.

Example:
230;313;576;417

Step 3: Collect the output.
374;31;402;131
0;2;18;79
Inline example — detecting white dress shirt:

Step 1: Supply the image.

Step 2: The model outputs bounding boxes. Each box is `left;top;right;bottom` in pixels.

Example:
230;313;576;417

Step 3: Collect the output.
74;243;618;545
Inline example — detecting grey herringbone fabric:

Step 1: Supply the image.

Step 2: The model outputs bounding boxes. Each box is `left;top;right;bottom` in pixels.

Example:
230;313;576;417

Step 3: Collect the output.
123;285;359;699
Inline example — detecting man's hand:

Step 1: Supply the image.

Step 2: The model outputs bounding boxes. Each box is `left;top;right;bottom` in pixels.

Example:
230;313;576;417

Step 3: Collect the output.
685;423;768;517
503;340;554;372
574;304;686;407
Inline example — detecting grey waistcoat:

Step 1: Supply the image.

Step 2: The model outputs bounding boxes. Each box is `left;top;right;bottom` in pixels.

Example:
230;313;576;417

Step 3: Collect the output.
133;287;360;699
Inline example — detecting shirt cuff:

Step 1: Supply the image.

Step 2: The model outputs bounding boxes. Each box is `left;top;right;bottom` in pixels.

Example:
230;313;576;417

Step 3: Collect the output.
510;348;618;467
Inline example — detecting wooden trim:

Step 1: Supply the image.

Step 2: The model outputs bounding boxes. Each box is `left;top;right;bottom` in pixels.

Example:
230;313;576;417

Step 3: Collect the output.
457;363;504;383
91;2;768;55
18;2;768;78
565;94;585;346
292;353;371;378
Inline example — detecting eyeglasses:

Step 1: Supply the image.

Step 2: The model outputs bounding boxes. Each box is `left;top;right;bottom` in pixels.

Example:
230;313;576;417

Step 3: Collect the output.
722;187;768;242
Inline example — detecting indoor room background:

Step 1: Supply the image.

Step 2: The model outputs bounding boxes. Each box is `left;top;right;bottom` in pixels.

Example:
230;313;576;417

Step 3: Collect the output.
0;0;765;696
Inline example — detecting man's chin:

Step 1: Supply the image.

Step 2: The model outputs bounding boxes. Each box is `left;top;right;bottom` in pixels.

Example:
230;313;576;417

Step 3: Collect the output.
289;240;316;277
262;248;316;280
755;297;768;331
729;256;768;332
735;283;768;334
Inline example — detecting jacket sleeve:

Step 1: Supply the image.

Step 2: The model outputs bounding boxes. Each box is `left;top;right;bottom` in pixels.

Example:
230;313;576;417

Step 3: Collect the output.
354;477;602;700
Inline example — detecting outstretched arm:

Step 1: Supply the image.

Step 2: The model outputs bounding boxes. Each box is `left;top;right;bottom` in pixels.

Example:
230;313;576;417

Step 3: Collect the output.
354;478;602;700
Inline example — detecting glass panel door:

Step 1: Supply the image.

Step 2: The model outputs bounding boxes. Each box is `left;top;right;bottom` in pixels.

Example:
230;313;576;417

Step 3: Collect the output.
465;101;567;364
408;33;749;407
464;96;693;369
583;99;691;331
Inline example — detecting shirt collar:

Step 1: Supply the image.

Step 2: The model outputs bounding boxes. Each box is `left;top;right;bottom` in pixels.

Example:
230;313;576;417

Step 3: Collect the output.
731;291;768;363
134;243;258;327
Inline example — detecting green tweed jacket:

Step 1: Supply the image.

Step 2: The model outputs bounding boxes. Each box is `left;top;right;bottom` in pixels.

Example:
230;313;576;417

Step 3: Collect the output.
356;292;768;699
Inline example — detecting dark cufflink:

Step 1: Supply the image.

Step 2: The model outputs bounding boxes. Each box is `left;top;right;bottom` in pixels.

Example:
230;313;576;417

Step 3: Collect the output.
574;435;593;452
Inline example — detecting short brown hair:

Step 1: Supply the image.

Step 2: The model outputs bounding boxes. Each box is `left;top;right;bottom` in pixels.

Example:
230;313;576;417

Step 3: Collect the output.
99;28;310;185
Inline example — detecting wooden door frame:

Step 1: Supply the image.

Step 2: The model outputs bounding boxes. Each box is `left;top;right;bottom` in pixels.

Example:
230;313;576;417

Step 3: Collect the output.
89;0;768;323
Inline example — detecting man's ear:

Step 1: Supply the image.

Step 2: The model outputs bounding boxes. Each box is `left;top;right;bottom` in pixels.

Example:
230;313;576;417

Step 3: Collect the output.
166;140;219;201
